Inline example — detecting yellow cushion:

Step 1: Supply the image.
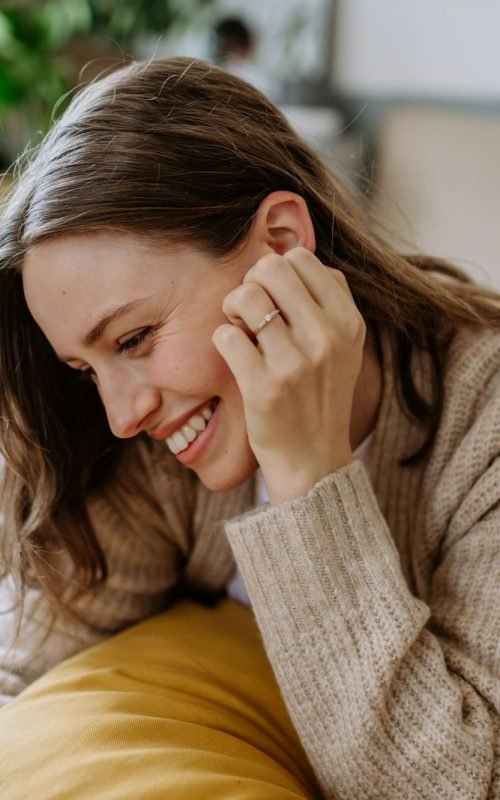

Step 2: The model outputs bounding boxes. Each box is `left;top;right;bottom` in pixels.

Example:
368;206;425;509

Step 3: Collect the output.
0;599;318;799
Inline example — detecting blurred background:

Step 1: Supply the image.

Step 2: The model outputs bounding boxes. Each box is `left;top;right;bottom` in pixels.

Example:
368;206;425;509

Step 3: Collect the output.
1;0;500;287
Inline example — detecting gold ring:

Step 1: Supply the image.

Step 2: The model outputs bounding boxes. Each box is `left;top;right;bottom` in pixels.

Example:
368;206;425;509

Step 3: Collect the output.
254;308;281;335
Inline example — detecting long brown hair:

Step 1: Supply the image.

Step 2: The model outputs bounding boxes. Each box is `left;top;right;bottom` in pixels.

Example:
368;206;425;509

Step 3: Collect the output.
1;57;499;621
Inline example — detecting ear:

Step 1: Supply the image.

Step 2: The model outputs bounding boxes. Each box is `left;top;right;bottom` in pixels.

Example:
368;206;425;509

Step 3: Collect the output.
252;191;316;255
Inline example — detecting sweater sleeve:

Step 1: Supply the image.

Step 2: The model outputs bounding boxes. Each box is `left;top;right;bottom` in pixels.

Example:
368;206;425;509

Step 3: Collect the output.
0;440;194;706
224;451;500;799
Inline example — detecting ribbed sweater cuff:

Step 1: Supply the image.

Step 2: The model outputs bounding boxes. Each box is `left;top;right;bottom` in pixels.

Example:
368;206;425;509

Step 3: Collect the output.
224;460;427;629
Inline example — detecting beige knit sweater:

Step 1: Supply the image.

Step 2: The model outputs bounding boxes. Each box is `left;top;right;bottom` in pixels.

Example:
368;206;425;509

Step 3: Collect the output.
1;325;500;799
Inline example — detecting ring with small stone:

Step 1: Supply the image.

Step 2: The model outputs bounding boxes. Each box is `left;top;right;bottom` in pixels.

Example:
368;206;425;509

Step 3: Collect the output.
253;308;281;335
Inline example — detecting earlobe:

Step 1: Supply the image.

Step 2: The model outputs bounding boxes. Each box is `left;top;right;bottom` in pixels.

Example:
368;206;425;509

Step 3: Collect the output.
254;191;316;255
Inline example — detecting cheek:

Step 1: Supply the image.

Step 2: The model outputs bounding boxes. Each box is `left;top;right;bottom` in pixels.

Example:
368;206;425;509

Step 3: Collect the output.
159;339;239;396
203;347;239;395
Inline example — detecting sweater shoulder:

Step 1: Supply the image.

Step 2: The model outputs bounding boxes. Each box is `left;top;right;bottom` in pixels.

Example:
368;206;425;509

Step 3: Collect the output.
434;325;500;456
424;326;500;539
445;325;500;399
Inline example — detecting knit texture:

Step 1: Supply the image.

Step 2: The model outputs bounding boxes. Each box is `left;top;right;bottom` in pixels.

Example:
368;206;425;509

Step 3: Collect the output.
1;325;500;798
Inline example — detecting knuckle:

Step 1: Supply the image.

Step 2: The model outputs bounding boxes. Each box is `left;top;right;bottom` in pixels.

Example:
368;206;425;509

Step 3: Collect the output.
348;313;366;344
257;382;283;413
257;359;306;412
235;281;263;305
221;286;242;315
253;253;283;279
313;333;337;366
221;289;236;313
309;318;337;355
357;316;367;343
277;353;307;385
214;324;238;346
330;269;348;288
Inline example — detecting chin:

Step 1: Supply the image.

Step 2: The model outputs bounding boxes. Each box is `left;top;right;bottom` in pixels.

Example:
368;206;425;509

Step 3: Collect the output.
194;451;259;493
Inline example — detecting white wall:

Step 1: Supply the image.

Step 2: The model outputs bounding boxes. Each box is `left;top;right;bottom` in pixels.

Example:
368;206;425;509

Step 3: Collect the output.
333;0;500;97
373;107;500;289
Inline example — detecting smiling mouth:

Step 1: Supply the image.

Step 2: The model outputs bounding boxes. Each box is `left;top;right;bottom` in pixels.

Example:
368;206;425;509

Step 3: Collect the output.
165;397;219;454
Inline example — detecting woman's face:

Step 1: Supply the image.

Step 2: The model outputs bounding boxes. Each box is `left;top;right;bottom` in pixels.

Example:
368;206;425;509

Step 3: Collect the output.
23;232;263;491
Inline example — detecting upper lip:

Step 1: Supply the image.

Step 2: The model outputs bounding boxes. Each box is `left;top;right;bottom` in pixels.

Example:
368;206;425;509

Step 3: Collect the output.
148;399;215;441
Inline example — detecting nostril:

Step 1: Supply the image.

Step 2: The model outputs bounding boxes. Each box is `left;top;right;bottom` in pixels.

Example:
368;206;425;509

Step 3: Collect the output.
105;406;137;439
101;382;161;439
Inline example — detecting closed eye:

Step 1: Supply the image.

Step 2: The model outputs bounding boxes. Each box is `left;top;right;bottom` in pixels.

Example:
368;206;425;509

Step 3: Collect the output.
117;326;155;354
71;326;156;384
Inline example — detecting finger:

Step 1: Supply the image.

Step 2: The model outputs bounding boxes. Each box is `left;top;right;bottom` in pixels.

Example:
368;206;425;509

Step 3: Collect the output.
281;250;363;347
212;323;267;396
242;252;356;343
222;280;288;341
242;253;320;325
275;246;356;309
243;251;366;366
245;249;354;317
221;280;308;372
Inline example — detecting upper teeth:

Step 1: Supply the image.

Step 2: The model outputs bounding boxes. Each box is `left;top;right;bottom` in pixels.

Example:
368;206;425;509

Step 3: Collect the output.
166;402;214;454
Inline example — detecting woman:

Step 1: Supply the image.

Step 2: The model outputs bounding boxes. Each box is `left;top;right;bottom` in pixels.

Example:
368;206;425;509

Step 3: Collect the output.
0;57;499;798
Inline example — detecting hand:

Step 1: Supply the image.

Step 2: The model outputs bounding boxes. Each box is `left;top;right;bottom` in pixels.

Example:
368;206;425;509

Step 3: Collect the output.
212;247;366;504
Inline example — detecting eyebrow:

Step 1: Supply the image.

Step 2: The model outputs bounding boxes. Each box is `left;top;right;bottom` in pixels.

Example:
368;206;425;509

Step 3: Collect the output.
59;298;149;362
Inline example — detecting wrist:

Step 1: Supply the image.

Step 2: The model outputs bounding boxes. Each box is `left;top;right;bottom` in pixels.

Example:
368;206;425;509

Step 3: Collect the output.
265;451;353;505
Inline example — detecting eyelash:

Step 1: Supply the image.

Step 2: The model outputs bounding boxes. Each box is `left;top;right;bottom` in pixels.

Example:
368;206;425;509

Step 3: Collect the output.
77;327;155;384
117;326;155;353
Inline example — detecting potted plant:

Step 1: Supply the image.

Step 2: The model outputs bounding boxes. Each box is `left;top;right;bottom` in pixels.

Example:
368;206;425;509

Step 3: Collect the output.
0;0;216;165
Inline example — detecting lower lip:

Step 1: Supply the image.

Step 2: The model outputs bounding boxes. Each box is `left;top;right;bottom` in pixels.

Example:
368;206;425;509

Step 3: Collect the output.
174;399;221;466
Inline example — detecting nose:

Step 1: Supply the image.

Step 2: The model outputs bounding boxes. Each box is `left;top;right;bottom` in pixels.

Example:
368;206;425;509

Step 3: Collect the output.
98;372;161;439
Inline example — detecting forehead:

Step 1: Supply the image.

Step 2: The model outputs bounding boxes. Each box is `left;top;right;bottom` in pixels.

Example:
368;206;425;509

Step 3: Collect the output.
22;233;190;350
21;233;241;351
23;232;166;298
22;232;220;324
22;232;244;311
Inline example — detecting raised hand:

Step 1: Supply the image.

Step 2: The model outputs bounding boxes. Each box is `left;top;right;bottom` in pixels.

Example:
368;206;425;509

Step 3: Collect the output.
212;247;366;504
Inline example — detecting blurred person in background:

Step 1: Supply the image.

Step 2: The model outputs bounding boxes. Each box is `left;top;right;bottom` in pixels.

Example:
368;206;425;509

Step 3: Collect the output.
211;14;278;98
213;16;255;67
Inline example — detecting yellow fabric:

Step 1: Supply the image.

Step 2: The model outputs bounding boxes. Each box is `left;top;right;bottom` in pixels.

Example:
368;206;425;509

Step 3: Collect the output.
0;599;319;799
